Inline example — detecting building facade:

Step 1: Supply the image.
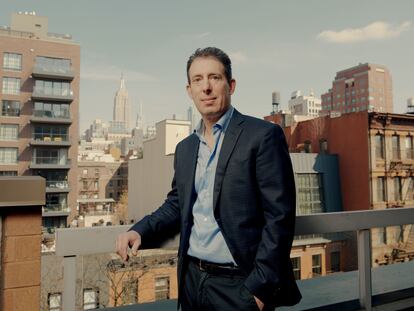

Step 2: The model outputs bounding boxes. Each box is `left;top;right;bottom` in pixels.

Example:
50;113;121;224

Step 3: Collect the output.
284;111;414;266
321;63;393;115
288;90;322;117
0;12;80;231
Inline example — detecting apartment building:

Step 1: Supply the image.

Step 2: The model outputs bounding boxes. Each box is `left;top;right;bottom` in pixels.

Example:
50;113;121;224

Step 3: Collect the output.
321;63;393;115
283;111;414;266
0;12;80;231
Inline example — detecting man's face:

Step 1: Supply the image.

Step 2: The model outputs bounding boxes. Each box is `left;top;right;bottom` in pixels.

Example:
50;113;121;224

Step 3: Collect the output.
186;56;236;120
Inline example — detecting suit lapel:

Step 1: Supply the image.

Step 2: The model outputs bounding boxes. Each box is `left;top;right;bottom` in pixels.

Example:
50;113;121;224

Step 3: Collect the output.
182;134;199;221
213;110;244;213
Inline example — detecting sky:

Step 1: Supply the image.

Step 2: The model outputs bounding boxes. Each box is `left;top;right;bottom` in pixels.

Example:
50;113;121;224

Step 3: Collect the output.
1;1;413;132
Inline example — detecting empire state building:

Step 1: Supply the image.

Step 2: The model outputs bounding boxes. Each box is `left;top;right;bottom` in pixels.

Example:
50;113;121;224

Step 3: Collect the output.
113;74;131;131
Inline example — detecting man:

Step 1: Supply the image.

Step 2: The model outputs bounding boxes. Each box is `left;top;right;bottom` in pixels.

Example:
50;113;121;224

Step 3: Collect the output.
116;47;301;310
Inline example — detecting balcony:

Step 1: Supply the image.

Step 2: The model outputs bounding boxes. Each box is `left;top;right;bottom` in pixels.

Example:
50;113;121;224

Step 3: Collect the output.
30;157;71;169
30;133;71;147
54;208;414;311
32;63;75;81
43;203;70;216
46;180;70;193
30;109;72;124
31;86;74;102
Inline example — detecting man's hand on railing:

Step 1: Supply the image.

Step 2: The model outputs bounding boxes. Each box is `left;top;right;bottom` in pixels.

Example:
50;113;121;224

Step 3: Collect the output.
116;230;141;261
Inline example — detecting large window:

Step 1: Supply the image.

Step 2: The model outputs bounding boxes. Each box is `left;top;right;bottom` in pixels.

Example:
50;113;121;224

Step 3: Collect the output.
297;173;324;214
0;147;18;164
406;136;413;159
375;134;384;159
122;279;138;305
378;227;387;245
1;100;20;116
2;77;20;95
3;53;22;71
35;56;70;73
392;135;401;160
291;257;301;280
34;80;71;97
394;177;402;201
33;148;68;165
0;171;17;176
48;293;62;311
154;276;170;300
83;288;99;310
330;251;341;273
377;177;386;202
0;124;18;141
312;254;322;277
34;102;70;119
33;125;68;141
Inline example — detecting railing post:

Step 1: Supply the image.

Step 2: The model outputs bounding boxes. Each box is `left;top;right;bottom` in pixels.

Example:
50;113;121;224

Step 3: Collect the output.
63;255;76;311
357;229;372;310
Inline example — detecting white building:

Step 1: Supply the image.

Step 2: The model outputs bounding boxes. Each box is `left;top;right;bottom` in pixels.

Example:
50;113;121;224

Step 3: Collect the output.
288;90;322;117
128;119;191;222
112;74;131;131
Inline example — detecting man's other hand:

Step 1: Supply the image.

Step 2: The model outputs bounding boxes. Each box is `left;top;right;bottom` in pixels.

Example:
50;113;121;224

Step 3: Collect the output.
116;231;141;261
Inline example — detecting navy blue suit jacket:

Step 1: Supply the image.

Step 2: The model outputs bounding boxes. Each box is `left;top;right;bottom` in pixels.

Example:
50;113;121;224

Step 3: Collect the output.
131;109;301;307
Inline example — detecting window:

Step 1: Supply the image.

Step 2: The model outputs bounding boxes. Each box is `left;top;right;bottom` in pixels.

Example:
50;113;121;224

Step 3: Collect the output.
312;254;322;277
319;139;328;154
406;136;413;159
48;293;62;311
392;135;401;159
330;251;340;272
109;180;113;187
377;177;386;202
34;80;71;96
291;257;301;280
375;134;384;159
122;279;138;305
0;171;17;176
117;180;121;186
94;181;98;189
297;174;324;215
1;100;20;116
0;147;18;164
2;77;20;95
83;288;98;310
3;53;22;71
33;102;70;119
83;181;88;189
0;124;18;141
83;169;88;175
35;56;70;73
304;141;312;153
394;177;402;201
394;225;404;243
154;276;170;300
408;177;414;200
378;227;387;245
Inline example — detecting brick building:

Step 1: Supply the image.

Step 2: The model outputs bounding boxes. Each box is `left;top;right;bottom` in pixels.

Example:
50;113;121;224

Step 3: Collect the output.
0;12;80;231
321;63;393;115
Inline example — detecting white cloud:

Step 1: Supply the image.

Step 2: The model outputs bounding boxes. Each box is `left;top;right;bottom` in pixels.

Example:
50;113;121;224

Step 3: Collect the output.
195;32;210;39
81;64;157;82
228;51;248;64
317;21;411;43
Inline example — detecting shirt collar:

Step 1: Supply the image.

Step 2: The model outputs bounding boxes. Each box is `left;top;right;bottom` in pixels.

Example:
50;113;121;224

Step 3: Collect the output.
195;106;234;139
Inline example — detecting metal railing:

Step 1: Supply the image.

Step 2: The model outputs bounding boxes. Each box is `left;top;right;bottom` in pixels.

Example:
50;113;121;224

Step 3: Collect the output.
32;86;73;98
32;133;69;142
55;208;414;311
46;180;69;189
33;109;70;119
32;157;71;165
43;204;70;213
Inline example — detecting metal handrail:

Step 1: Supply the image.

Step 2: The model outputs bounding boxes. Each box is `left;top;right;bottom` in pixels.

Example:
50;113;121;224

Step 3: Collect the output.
55;208;414;311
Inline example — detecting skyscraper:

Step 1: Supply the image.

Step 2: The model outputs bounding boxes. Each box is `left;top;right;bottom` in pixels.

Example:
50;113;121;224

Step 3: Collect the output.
0;12;80;230
112;74;131;131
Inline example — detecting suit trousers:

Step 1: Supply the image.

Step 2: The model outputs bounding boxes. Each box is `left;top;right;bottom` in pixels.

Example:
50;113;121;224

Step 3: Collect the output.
180;259;275;311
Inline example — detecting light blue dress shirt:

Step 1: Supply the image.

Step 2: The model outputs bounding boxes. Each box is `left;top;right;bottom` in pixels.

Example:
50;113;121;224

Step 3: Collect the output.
187;106;237;264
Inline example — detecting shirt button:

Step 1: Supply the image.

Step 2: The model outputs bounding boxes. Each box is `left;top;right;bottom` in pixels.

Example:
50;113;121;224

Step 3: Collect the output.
204;217;208;222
